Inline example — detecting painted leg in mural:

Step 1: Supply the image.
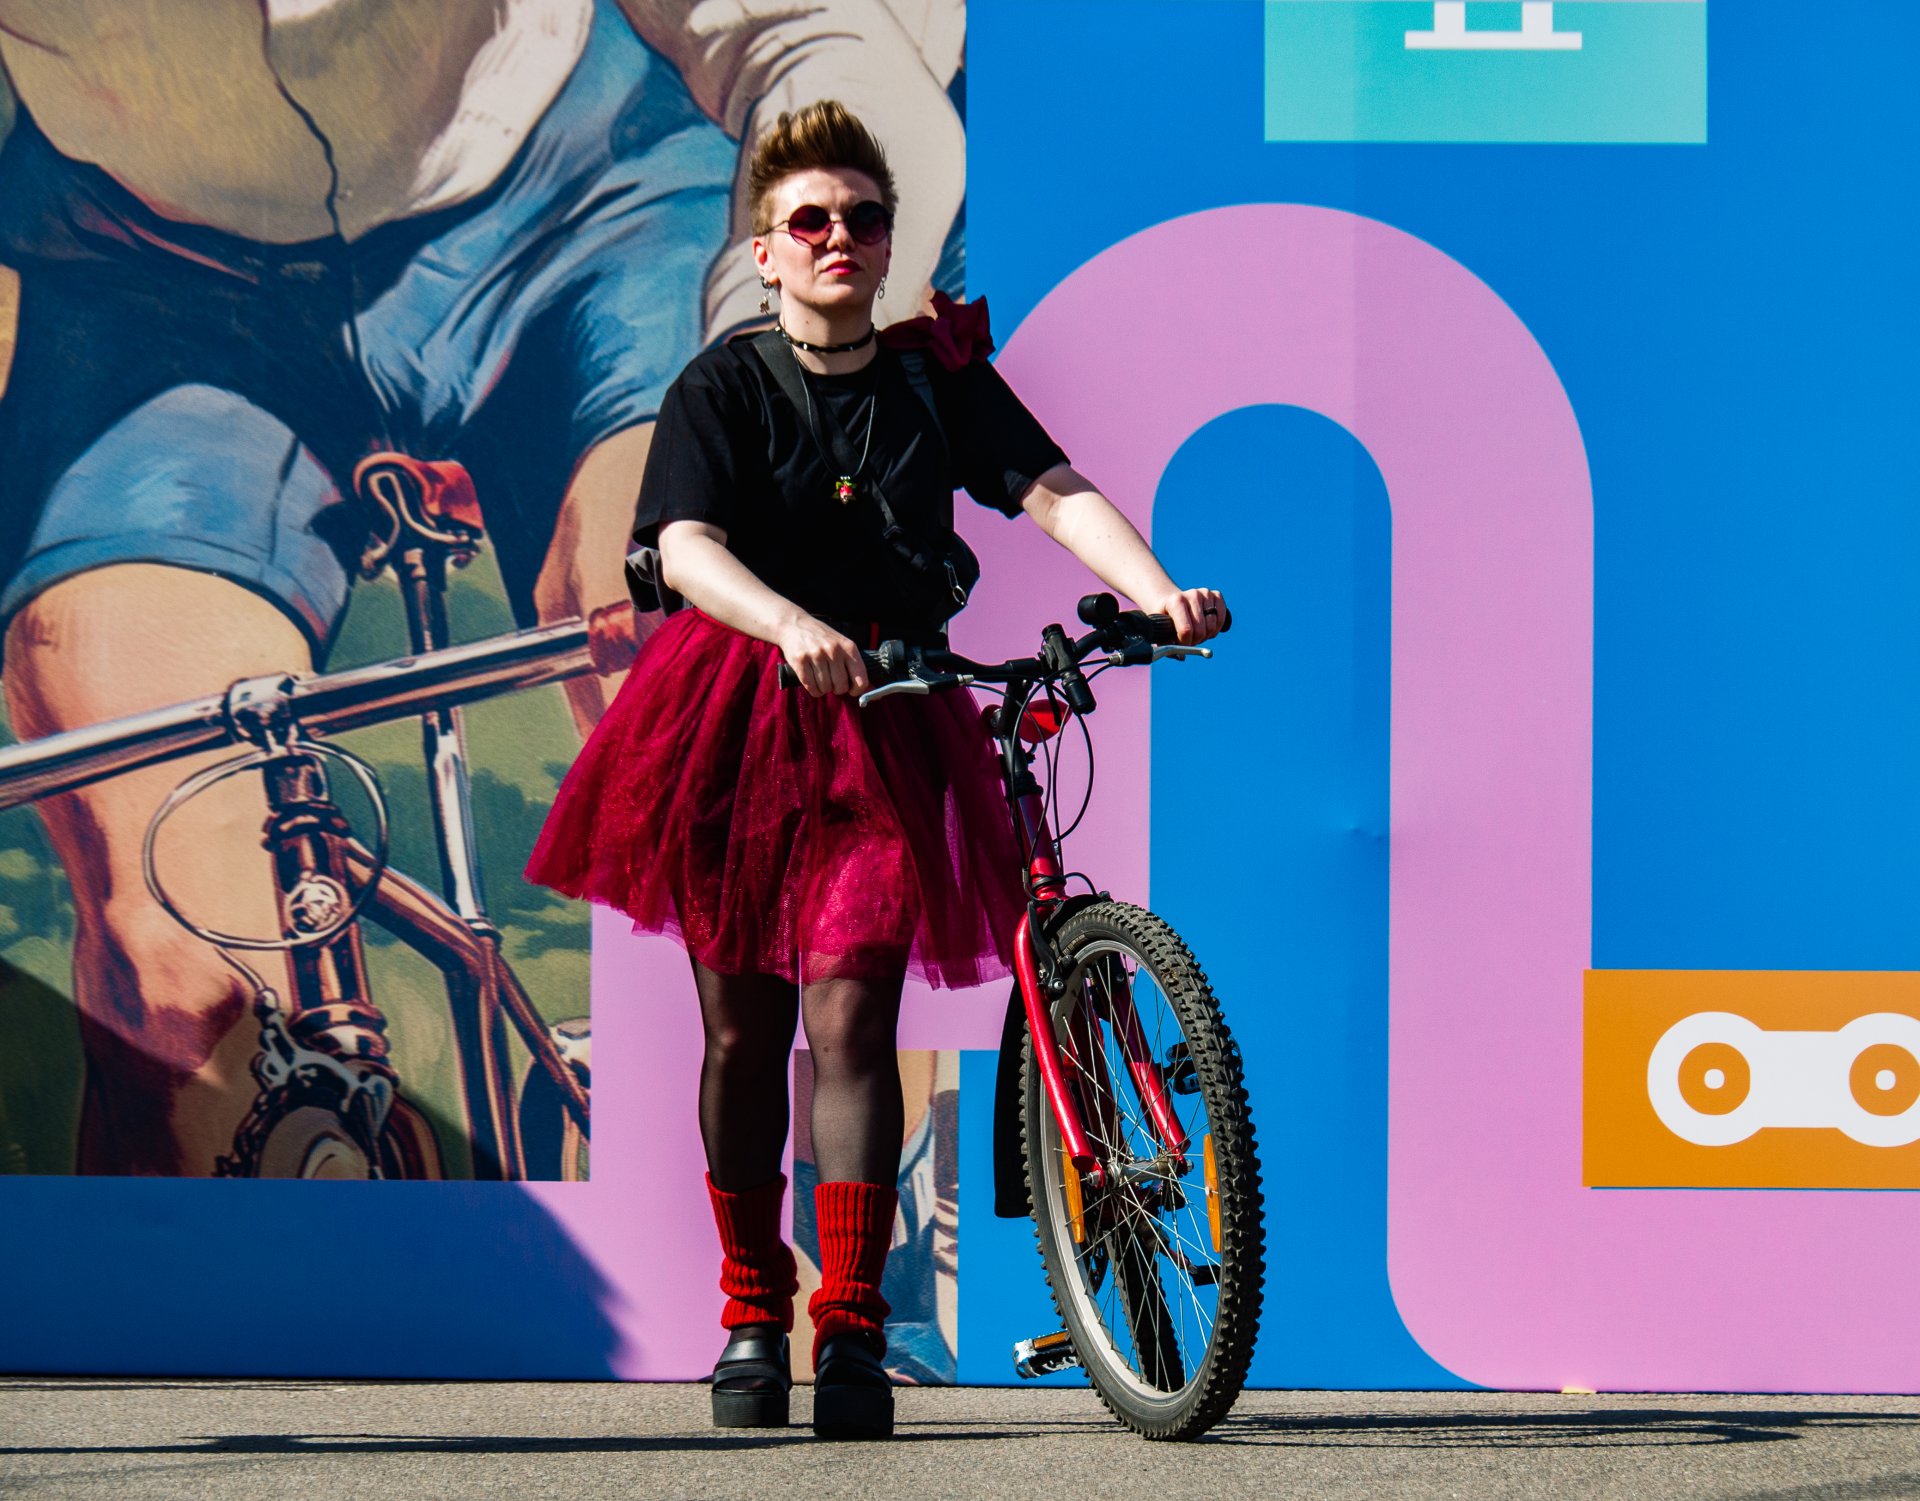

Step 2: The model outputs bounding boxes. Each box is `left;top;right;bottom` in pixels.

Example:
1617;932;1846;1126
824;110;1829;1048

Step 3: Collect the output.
531;421;656;738
2;566;308;1175
792;1046;938;1380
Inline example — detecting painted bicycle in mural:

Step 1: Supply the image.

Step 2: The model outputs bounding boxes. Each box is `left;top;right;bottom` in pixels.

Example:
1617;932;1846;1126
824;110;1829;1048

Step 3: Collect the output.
779;596;1265;1439
0;456;604;1182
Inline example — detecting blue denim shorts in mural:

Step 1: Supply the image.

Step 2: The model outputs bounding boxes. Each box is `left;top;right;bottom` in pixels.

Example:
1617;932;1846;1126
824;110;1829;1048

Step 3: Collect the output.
0;0;732;663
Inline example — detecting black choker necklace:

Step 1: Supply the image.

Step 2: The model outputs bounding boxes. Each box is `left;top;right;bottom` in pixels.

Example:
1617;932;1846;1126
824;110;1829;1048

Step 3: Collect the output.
777;323;876;355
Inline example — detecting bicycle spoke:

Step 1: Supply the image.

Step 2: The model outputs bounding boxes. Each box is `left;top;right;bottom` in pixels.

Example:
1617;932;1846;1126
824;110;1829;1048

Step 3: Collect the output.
1107;1178;1216;1351
1053;951;1228;1389
1114;1033;1216;1347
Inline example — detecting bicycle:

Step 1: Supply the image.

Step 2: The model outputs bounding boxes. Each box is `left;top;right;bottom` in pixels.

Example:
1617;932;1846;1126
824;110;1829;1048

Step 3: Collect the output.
0;454;621;1181
779;595;1263;1440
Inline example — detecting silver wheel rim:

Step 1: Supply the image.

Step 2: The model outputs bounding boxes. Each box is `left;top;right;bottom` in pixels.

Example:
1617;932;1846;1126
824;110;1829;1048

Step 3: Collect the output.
1039;937;1224;1408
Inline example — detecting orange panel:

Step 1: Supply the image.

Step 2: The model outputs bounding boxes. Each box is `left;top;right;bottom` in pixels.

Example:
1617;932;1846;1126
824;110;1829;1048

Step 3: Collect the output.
1585;969;1920;1188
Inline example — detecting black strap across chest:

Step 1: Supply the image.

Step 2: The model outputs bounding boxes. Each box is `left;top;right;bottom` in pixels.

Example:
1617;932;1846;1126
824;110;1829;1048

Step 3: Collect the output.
749;331;943;502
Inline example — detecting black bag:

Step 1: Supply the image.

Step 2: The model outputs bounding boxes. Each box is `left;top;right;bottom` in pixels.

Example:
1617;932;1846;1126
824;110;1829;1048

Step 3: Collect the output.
751;330;979;625
624;541;678;615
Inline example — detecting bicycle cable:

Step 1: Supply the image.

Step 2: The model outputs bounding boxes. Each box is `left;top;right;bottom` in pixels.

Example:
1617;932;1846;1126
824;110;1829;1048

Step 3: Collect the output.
1053;682;1099;846
208;942;275;1010
1040;661;1107;852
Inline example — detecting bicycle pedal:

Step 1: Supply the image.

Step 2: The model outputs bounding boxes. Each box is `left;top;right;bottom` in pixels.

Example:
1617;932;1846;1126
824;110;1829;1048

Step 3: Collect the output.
1013;1330;1081;1379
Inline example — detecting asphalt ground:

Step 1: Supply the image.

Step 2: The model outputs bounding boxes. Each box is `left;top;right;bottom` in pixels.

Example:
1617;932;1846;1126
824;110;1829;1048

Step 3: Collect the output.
5;1379;1920;1500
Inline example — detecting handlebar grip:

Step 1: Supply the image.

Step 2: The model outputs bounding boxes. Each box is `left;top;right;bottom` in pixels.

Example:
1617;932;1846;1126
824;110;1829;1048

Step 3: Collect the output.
1141;607;1233;645
1143;614;1180;646
777;643;895;692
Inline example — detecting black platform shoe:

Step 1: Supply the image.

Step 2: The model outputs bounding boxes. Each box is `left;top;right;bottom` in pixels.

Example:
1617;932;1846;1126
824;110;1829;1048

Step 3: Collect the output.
710;1325;791;1428
812;1330;893;1440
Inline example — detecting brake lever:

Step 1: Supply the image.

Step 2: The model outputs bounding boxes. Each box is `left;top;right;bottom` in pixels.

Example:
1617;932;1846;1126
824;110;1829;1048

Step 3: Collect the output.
856;672;974;710
1103;644;1213;666
858;680;930;708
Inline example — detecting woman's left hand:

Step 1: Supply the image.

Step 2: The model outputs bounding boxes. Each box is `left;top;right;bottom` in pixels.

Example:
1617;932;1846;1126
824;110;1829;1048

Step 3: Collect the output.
1148;587;1230;645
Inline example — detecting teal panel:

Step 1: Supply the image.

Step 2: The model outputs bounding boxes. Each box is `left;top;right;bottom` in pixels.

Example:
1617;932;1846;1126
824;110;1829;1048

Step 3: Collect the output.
1265;2;1707;143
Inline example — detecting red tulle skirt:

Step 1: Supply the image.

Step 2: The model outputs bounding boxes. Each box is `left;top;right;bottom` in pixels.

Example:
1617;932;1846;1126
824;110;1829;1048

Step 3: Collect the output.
524;609;1025;988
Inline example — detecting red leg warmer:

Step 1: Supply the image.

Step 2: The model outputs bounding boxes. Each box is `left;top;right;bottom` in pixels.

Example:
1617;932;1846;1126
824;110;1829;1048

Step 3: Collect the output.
807;1180;898;1360
707;1172;799;1332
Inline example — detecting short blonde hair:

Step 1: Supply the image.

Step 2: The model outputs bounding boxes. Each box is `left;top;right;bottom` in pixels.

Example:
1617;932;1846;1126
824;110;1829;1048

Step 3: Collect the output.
747;100;898;235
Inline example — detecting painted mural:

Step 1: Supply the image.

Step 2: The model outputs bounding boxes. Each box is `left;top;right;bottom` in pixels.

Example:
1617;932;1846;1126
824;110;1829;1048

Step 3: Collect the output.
0;0;967;1181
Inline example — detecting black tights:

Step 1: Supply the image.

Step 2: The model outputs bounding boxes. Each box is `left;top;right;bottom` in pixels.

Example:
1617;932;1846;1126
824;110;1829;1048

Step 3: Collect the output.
693;959;906;1192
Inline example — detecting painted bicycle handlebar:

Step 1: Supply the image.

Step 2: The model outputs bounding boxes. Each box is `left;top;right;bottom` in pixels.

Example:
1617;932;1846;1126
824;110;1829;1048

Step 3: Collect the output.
0;615;607;813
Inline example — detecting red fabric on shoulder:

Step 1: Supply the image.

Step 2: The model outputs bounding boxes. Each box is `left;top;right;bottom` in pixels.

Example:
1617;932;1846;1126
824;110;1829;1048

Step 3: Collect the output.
877;290;994;371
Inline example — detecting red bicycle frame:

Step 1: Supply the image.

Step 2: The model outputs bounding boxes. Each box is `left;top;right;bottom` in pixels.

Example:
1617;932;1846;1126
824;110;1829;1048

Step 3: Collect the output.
1004;731;1187;1189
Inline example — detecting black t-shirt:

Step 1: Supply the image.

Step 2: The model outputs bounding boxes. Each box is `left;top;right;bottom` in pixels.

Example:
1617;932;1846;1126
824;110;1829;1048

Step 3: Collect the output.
632;335;1068;627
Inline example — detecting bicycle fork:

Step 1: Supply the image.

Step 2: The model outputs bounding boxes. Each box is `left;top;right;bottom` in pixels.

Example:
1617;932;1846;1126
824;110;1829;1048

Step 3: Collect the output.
1007;772;1186;1189
1008;771;1188;1380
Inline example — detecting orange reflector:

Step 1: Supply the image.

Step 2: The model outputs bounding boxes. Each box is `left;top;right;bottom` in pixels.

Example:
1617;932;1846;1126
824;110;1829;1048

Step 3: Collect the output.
1062;1147;1087;1244
1203;1132;1222;1254
1031;1331;1073;1351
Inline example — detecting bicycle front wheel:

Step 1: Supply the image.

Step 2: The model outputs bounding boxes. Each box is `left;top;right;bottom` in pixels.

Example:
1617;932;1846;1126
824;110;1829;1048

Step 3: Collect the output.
1022;901;1263;1439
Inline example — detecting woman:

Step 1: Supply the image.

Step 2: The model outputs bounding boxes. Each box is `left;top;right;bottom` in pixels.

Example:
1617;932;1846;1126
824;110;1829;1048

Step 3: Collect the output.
525;100;1227;1439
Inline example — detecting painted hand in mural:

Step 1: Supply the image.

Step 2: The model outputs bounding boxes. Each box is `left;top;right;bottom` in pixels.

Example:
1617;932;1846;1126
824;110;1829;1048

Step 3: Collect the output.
617;0;965;336
0;0;967;1177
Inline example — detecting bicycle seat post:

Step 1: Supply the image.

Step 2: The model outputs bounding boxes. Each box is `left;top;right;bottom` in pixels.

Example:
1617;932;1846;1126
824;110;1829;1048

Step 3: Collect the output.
352;456;491;923
350;454;527;1180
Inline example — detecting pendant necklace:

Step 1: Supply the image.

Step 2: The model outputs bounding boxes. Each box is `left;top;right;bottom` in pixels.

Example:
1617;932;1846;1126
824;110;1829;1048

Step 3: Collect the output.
788;339;877;505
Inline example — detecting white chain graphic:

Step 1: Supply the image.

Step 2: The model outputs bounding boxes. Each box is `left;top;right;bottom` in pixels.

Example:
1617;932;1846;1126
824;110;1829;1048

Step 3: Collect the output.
1407;2;1584;51
1647;1012;1920;1148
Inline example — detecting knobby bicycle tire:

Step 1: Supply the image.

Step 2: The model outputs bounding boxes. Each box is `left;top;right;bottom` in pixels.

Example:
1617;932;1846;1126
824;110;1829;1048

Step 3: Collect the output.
1021;900;1263;1439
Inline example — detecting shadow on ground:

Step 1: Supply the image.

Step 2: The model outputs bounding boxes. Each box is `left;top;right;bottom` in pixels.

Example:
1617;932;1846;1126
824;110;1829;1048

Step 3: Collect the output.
5;1401;1920;1459
1208;1405;1920;1451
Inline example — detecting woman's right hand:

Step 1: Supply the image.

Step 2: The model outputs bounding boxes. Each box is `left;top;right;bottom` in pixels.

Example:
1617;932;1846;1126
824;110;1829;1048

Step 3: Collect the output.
779;616;869;698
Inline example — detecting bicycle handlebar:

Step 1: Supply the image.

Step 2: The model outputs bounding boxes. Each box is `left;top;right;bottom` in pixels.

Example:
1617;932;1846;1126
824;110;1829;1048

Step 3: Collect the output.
773;595;1230;698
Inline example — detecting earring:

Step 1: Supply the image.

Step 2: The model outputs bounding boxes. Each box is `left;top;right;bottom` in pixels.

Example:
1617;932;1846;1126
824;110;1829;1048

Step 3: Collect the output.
759;279;774;315
877;276;888;301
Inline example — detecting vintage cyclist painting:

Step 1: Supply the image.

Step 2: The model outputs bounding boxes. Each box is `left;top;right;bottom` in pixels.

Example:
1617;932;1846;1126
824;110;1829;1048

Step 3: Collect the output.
0;0;969;1180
